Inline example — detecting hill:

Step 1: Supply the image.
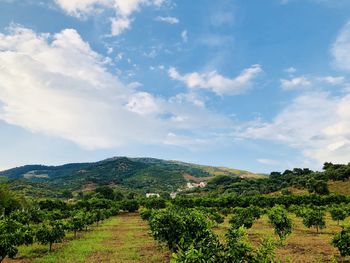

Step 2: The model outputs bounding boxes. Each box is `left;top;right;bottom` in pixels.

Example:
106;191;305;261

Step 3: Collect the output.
0;157;261;196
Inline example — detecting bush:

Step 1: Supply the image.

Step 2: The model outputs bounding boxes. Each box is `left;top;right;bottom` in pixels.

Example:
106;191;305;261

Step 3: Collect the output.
332;226;350;258
139;208;153;221
0;219;33;262
120;200;139;212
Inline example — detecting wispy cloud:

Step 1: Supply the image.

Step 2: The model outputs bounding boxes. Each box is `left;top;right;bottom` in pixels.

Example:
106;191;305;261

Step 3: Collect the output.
181;30;188;43
280;77;312;90
332;20;350;71
155;16;179;24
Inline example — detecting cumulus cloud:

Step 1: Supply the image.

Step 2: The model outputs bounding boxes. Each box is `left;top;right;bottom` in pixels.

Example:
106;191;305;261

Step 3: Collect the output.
55;0;165;36
0;25;232;149
168;65;263;96
240;91;350;165
155;16;179;24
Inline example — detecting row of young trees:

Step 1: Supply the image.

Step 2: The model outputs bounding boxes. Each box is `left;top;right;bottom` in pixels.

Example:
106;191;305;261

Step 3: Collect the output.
140;202;350;261
0;184;144;262
143;206;277;262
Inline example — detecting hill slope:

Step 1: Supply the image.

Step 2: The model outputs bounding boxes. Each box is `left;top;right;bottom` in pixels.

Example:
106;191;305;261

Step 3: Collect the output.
0;157;261;194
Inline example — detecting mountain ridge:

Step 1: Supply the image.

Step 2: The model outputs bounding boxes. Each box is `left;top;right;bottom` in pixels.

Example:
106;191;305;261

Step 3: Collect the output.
0;156;262;196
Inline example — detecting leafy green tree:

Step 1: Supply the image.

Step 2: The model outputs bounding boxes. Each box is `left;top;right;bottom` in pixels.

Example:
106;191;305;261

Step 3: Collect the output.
94;186;114;200
120;200;139;212
149;208;215;252
332;226;350;259
268;205;292;241
330;207;348;225
306;179;329;195
302;208;326;233
139;208;153;221
144;198;166;209
229;206;262;229
229;212;255;229
113;190;124;201
36;221;65;251
0;219;33;262
67;211;86;238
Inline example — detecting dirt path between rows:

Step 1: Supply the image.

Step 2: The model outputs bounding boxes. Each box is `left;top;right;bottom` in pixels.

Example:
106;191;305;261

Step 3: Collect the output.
88;213;170;263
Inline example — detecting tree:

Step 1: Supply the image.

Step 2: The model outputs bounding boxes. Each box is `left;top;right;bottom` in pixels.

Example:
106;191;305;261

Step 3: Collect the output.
229;206;262;229
268;205;292;241
302;208;326;233
333;227;350;259
94;186;114;200
67;211;86;238
306;179;329;195
120;200;139;212
330;207;348;225
229;212;254;229
0;219;33;262
36;221;65;251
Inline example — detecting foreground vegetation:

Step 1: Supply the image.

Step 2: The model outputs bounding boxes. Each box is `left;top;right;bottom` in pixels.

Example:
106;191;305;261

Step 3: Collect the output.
2;161;350;262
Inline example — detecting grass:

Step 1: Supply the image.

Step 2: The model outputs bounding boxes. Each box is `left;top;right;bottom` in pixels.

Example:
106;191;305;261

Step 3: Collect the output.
87;213;169;263
214;213;350;262
4;214;169;263
329;179;350;195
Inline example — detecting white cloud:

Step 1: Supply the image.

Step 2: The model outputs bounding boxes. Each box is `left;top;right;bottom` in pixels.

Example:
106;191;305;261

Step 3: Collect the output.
0;25;233;149
284;67;297;74
111;17;131;36
318;76;345;85
168;65;263;96
257;159;279;165
332;20;350;71
126;92;160;116
55;0;165;36
181;30;188;43
240;91;350;165
280;77;311;90
155;16;179;24
281;75;346;91
210;12;234;27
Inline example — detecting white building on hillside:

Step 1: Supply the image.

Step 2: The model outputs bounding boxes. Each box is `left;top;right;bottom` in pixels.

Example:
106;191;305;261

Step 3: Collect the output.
146;193;160;198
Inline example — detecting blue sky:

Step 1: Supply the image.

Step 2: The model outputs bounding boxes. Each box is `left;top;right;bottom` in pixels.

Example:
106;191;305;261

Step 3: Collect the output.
1;0;350;173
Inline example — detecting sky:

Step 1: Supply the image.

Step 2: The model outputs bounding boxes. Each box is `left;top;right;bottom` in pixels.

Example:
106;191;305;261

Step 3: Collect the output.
1;0;350;173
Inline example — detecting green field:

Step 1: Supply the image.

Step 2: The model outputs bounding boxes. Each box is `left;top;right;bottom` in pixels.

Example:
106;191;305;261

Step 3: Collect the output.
4;211;350;263
4;213;169;263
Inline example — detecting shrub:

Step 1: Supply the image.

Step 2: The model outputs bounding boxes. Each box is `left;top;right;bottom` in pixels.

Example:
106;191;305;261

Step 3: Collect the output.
0;219;33;262
332;226;350;258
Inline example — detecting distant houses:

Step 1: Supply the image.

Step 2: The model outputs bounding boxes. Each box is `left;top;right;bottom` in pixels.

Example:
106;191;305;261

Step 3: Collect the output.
146;193;160;198
170;181;207;199
186;181;206;189
146;181;207;199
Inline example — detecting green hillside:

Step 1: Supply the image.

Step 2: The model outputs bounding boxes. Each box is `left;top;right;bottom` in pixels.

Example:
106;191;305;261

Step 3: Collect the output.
0;157;260;197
